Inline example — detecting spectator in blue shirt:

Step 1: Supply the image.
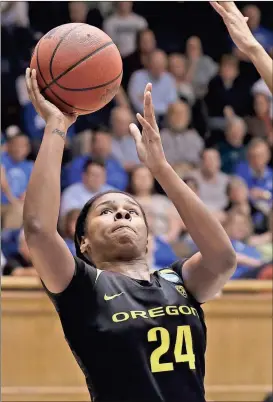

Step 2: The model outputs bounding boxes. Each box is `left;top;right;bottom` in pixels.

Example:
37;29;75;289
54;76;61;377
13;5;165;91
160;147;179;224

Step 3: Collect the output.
1;133;33;229
242;5;273;53
60;209;81;257
60;158;115;217
147;234;177;270
217;114;247;174
128;49;177;122
224;211;262;279
235;138;273;208
62;128;128;191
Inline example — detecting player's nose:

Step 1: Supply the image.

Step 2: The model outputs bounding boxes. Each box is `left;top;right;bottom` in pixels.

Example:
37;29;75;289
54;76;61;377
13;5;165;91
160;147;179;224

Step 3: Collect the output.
114;210;131;221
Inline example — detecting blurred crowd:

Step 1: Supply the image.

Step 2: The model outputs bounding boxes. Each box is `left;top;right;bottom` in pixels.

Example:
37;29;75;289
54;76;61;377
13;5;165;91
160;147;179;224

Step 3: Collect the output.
1;1;272;280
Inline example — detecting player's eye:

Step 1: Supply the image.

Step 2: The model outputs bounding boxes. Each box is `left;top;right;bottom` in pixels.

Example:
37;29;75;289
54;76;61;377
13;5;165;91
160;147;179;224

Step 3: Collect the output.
100;209;112;215
129;210;139;215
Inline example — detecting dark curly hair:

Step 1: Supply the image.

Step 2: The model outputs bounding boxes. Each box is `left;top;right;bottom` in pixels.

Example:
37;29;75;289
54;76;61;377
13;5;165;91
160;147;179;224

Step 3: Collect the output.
74;190;149;265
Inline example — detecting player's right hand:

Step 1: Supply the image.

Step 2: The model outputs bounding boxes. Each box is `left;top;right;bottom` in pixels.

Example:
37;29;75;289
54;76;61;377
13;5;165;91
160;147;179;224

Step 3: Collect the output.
25;68;77;130
210;2;259;55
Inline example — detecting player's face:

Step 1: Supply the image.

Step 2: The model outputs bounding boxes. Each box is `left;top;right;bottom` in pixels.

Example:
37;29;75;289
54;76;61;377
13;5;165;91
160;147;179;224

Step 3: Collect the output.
85;193;148;263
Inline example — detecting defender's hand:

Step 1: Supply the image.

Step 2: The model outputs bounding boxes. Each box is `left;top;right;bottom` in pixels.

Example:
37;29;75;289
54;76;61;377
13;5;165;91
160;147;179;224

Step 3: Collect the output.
129;83;168;174
210;2;258;54
25;68;77;130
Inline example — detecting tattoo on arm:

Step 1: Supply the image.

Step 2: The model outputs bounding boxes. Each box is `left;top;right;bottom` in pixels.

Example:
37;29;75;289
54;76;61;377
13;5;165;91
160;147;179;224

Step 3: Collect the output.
52;128;66;140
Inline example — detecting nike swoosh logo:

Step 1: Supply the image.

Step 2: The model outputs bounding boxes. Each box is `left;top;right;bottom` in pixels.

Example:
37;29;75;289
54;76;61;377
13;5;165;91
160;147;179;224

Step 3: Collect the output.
104;292;124;301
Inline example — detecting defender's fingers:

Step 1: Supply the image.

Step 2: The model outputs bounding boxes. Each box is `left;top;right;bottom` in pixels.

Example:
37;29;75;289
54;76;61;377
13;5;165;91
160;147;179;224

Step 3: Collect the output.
129;123;142;145
144;91;158;130
210;2;228;18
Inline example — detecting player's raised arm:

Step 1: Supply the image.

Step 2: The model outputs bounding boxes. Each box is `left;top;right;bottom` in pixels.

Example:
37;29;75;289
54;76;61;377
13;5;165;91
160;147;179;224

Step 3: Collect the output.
23;68;77;293
210;1;272;93
130;84;236;303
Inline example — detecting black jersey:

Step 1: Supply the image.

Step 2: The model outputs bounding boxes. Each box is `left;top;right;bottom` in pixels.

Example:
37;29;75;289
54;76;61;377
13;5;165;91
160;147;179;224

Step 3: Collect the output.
44;257;207;402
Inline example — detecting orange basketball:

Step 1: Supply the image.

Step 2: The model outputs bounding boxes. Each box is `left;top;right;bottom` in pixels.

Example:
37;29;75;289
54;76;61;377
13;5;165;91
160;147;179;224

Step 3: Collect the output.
30;23;123;115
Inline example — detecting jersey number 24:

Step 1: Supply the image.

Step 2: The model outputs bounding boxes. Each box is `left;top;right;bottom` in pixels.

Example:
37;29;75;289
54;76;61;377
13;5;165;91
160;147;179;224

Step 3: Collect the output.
148;325;195;373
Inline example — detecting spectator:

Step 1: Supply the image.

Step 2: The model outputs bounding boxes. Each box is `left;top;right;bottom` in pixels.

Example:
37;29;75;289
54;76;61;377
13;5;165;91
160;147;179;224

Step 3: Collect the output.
60;158;115;216
252;78;273;119
68;1;103;29
111;106;140;171
205;55;249;131
224;176;268;234
235;138;273;208
185;36;218;99
147;234;177;270
103;1;148;58
2;230;37;277
217;114;247;174
61;209;81;257
161;101;204;171
1;132;33;229
122;28;157;90
128;49;178;120
249;210;272;263
62;128;128;191
224;211;262;279
128;165;182;243
245;93;273;145
168;53;195;106
1;1;29;28
190;148;229;213
238;5;273;54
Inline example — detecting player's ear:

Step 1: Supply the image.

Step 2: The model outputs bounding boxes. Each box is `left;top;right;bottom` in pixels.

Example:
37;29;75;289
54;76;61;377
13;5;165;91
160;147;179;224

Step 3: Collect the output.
80;237;91;254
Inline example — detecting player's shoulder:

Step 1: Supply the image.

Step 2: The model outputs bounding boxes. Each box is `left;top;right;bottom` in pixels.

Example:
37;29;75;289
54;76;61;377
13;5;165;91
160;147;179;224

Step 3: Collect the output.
156;260;187;284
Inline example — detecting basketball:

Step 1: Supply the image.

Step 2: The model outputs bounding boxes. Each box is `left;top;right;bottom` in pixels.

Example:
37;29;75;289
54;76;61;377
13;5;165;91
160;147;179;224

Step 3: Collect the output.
30;23;123;115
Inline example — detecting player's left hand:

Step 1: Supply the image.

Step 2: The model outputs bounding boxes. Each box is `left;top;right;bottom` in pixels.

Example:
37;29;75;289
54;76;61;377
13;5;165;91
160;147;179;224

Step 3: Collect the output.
129;83;168;174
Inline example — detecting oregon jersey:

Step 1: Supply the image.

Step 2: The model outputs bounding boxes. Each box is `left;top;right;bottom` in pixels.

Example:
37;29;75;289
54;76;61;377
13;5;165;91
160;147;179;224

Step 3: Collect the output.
45;257;207;402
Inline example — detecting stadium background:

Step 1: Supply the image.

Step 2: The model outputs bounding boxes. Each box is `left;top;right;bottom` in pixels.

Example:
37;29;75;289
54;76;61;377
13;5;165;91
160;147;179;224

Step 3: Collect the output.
1;1;272;402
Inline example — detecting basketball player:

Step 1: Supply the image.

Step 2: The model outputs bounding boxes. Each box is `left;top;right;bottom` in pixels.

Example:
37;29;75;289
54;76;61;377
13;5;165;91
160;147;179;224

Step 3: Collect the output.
24;68;237;402
210;1;272;93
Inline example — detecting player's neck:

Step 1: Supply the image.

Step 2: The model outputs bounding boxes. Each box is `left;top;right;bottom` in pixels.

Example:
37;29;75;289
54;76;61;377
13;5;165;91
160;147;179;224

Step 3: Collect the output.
99;259;151;281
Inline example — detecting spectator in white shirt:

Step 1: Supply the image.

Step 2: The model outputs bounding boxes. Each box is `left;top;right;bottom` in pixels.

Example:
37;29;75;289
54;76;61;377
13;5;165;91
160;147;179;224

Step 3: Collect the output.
60;158;115;216
111;106;140;171
168;53;195;106
189;148;230;213
103;1;148;58
161;101;204;173
128;49;178;119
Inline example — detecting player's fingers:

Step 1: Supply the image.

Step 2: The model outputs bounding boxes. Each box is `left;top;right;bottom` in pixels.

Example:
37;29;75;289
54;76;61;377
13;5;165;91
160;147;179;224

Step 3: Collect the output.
129;123;142;145
31;69;45;104
25;68;35;103
144;91;158;131
220;1;237;12
210;2;228;18
136;113;157;140
144;82;152;95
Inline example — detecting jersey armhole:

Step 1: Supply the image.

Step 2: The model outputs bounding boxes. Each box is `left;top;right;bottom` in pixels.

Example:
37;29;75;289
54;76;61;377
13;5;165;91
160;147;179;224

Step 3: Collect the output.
170;259;205;306
41;256;98;298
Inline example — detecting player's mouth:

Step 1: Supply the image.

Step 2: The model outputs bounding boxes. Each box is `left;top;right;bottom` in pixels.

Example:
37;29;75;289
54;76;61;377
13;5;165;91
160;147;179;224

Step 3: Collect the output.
112;225;136;234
